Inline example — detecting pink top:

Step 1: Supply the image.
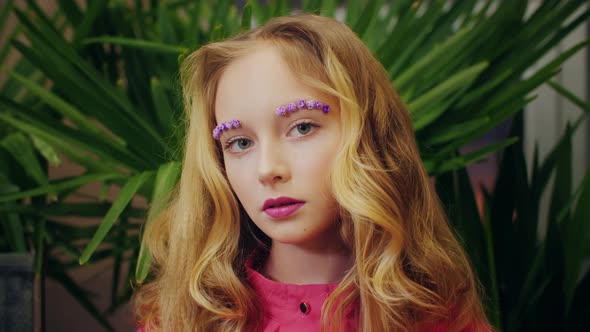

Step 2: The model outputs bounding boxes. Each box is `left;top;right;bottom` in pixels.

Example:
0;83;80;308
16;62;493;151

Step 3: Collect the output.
245;261;490;332
137;261;490;331
245;262;358;331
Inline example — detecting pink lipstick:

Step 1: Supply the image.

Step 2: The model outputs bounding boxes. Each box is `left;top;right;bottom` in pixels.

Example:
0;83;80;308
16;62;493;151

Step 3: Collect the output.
262;196;305;219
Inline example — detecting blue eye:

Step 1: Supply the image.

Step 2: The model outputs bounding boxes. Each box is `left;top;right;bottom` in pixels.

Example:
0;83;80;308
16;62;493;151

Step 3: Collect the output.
224;138;253;152
289;121;319;137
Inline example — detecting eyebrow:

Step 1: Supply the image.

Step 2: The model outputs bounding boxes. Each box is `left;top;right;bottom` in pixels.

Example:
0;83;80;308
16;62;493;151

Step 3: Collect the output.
274;98;331;116
213;98;332;140
212;119;241;140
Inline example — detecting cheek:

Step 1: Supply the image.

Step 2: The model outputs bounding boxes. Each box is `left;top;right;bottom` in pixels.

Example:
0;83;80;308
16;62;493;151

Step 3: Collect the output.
296;158;329;182
292;142;339;187
224;157;254;198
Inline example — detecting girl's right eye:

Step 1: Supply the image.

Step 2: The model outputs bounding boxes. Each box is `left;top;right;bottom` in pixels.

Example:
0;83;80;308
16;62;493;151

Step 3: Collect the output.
224;138;253;153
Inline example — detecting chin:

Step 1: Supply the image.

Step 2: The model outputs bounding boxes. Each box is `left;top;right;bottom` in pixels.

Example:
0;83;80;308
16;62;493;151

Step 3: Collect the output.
270;235;309;245
269;229;327;246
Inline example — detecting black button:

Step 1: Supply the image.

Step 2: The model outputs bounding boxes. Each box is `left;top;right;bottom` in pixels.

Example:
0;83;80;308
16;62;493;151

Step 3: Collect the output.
299;302;310;314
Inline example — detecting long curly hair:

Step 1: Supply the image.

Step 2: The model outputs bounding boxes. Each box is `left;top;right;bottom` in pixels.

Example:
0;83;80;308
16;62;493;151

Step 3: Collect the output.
133;14;490;332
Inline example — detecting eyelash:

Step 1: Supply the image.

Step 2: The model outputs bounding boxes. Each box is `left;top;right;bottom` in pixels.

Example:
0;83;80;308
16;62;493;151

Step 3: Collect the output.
223;136;249;151
290;119;320;137
222;120;320;153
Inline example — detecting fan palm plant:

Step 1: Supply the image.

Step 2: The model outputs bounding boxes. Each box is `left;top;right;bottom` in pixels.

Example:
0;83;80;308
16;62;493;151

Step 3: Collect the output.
0;0;588;330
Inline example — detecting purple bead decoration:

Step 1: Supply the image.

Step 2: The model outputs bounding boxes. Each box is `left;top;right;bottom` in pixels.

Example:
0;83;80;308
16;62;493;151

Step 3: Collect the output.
213;119;242;140
287;103;297;113
297;99;306;109
273;99;331;117
276;106;287;116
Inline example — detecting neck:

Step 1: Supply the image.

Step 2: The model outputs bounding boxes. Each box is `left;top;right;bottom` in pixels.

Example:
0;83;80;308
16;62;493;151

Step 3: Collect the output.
262;225;353;285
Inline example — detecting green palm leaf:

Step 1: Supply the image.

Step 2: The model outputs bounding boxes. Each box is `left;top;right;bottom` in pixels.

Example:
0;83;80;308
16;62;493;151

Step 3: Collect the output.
135;162;181;282
79;171;152;265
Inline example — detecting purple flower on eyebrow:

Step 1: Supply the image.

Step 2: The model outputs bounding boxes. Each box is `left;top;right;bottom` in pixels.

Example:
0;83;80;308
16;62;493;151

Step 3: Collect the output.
287;103;297;113
276;106;287;116
297;99;306;109
212;119;242;139
273;99;331;118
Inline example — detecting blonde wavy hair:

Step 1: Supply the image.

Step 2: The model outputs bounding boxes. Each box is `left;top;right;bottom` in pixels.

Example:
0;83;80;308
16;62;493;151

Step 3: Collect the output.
134;14;490;332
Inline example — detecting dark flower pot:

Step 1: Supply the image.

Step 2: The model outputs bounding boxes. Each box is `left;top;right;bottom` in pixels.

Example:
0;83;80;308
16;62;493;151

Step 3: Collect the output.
0;254;38;332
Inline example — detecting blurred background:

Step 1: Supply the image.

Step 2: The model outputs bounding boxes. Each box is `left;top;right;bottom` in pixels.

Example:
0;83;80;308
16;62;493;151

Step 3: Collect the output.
0;1;588;331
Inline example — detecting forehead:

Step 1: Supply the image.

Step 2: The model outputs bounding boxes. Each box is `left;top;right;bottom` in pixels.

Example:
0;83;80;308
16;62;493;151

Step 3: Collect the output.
214;43;319;123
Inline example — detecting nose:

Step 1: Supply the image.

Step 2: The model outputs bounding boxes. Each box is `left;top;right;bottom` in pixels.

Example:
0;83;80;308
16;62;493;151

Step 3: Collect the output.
257;141;290;185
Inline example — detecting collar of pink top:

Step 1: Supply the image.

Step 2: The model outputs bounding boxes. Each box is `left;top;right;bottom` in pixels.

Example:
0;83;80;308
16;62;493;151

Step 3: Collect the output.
245;258;359;330
244;260;490;332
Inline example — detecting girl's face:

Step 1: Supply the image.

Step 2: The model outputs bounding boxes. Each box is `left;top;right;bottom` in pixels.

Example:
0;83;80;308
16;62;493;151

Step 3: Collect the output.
214;43;343;247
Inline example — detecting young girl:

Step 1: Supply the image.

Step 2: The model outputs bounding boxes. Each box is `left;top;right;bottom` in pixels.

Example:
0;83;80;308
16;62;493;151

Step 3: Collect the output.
134;14;491;332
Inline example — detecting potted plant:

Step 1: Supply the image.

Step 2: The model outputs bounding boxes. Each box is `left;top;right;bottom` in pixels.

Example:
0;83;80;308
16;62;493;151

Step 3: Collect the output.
0;0;588;330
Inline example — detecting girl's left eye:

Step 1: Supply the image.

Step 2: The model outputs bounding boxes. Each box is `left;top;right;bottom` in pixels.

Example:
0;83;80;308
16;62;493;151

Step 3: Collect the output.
288;122;319;137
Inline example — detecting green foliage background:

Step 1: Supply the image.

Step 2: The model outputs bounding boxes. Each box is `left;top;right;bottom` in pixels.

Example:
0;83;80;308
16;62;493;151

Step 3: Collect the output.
0;0;589;331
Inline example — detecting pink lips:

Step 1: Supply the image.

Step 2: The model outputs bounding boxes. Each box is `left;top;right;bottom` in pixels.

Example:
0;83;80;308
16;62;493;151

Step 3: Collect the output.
262;196;305;219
